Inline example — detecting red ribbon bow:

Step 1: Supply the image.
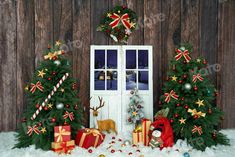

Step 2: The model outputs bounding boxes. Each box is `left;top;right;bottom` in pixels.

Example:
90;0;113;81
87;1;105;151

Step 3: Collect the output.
30;81;44;93
175;49;191;62
192;125;203;135
60;142;69;154
164;90;179;103
27;125;40;136
63;111;74;121
109;13;131;29
192;74;204;83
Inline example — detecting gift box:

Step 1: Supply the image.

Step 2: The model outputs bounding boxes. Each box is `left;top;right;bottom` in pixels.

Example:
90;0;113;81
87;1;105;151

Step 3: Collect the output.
141;118;151;146
132;131;142;144
54;125;71;142
51;140;75;154
75;128;105;149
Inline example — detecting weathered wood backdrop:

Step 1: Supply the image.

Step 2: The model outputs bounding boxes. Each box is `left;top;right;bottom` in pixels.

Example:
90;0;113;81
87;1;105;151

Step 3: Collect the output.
0;0;235;131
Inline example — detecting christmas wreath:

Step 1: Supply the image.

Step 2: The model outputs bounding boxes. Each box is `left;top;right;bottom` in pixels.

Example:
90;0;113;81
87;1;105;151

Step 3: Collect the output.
97;5;138;43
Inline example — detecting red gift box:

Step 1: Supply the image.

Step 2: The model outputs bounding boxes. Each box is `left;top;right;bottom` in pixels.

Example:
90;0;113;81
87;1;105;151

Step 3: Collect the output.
75;128;105;149
54;125;71;142
142;118;151;146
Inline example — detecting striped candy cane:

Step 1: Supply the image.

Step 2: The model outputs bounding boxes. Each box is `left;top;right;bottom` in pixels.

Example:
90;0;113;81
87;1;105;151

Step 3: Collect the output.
31;73;69;120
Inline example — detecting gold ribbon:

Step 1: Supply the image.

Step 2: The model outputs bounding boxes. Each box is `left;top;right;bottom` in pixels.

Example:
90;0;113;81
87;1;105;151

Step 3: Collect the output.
44;50;64;60
188;108;206;118
54;126;71;142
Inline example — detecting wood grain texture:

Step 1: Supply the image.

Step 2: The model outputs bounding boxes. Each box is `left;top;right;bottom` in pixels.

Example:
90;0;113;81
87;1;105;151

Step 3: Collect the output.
0;0;235;130
0;0;17;131
16;0;35;128
73;0;91;127
218;0;235;128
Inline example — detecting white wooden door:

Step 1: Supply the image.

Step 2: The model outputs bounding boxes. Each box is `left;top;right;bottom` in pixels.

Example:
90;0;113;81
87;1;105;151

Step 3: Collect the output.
90;45;153;133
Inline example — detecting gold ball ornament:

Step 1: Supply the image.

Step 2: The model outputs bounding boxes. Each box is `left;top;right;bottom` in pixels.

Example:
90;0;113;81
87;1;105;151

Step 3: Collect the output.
139;155;144;157
99;154;105;157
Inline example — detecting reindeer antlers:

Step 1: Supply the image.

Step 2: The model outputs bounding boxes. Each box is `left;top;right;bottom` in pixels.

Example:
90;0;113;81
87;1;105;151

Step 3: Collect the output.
89;96;105;111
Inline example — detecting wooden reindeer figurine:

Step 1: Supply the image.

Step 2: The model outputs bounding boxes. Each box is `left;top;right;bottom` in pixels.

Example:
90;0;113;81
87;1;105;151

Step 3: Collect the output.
90;96;117;134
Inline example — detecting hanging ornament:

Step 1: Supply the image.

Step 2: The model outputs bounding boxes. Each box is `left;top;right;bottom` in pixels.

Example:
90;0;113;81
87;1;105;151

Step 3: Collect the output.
47;77;52;81
37;122;42;126
208;108;212;114
194;86;198;91
88;149;93;153
48;44;51;49
54;60;61;66
21;117;26;123
64;121;68;125
170;119;174;123
24;85;29;91
174;113;179;118
51;118;56;123
203;59;207;64
65;104;70;108
44;106;48;111
181;97;185;101
178;80;183;84
74;105;79;110
184;105;189;109
176;103;181;107
111;149;115;153
184;83;192;90
183;74;187;79
72;83;78;90
35;104;40;109
183;152;190;157
52;71;57;75
212;132;216;139
97;5;138;43
193;115;199;119
56;103;64;109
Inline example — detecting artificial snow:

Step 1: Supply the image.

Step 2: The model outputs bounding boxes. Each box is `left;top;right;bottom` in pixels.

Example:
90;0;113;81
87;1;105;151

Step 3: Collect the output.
0;130;235;157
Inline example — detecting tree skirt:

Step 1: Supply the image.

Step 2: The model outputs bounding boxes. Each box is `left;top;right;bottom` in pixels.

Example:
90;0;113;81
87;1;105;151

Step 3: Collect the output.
0;130;235;157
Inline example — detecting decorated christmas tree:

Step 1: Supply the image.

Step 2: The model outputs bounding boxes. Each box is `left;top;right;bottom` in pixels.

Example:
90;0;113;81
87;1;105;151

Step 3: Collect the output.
14;41;82;150
127;88;144;127
159;44;229;150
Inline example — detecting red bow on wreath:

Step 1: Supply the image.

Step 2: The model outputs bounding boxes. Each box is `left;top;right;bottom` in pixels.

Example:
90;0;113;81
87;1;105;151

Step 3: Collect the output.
192;125;203;135
164;90;179;103
175;49;191;62
27;125;40;136
192;74;204;83
109;13;131;29
30;81;44;93
63;111;74;121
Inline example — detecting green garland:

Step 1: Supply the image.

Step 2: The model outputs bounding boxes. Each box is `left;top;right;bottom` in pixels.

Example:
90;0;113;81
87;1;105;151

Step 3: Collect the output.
97;5;138;44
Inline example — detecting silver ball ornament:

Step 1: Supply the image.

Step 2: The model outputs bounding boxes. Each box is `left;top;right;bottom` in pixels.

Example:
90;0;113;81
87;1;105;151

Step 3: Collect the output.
184;83;192;90
123;140;131;146
54;60;61;66
183;152;190;157
56;103;64;109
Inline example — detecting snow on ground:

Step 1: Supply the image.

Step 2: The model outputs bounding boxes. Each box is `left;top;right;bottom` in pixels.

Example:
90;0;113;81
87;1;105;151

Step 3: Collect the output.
0;129;235;157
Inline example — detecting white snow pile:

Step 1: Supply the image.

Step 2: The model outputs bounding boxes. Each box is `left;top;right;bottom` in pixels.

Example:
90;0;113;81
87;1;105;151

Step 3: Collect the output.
0;129;235;157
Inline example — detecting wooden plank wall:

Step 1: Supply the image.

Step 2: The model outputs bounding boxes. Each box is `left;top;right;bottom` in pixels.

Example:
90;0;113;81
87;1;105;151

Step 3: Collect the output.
0;0;234;131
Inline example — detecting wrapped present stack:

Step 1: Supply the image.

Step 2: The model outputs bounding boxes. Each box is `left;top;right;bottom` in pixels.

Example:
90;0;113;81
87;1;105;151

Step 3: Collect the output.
75;128;105;149
51;125;75;154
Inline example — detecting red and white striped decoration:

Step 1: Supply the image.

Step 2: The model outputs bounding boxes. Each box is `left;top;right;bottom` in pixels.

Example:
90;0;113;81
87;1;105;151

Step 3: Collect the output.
31;73;69;120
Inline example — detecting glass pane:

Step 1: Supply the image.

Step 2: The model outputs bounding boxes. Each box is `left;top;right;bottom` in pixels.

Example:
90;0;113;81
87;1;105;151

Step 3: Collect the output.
126;71;137;90
107;50;117;69
138;50;148;69
126;50;136;69
94;71;105;90
95;50;105;69
107;71;117;90
138;71;149;90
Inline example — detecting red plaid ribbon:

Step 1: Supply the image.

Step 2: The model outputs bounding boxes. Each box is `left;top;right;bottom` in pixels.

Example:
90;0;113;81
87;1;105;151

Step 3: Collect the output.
164;90;179;103
175;49;191;62
192;125;203;135
63;111;74;121
27;125;40;136
109;13;131;29
30;81;44;93
192;74;204;83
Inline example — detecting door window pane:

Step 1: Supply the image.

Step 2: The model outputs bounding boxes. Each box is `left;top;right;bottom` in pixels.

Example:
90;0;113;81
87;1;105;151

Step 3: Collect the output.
95;71;105;90
138;50;148;69
138;71;149;90
107;50;117;69
126;50;136;69
126;71;137;90
107;71;117;90
95;50;105;69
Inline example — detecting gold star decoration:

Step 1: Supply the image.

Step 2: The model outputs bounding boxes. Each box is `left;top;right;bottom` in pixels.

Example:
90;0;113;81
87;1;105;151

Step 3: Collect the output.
41;127;47;133
195;99;205;107
38;69;46;78
179;118;186;124
55;41;61;46
197;59;201;63
130;22;136;28
60;88;65;92
107;13;112;17
171;75;178;81
48;103;53;109
132;111;137;116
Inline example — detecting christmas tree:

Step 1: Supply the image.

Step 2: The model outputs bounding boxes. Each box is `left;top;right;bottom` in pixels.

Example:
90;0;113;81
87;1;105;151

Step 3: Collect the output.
127;88;144;126
159;44;229;151
14;41;82;150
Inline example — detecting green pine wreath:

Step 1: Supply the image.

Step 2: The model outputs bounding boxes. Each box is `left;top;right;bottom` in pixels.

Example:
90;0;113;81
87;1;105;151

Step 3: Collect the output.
97;5;138;43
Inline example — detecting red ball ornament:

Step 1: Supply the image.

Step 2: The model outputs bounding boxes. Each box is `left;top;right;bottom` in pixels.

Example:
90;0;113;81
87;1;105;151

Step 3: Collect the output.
38;122;42;126
183;60;187;64
183;74;187;79
166;77;169;81
52;56;58;60
181;97;185;101
194;86;198;91
47;44;51;49
184;105;189;109
44;106;48;111
176;103;181;107
52;71;56;75
193;115;198;119
178;80;183;84
158;101;162;105
128;152;133;155
203;59;207;64
74;105;79;110
64;121;68;125
48;77;52;81
215;92;219;96
88;149;92;153
36;104;40;109
61;50;65;55
21;117;26;122
122;5;127;9
111;149;115;153
174;114;179;118
212;132;216;139
112;136;116;140
170;119;174;123
65;104;70;108
51;118;56;123
136;149;141;152
208;108;212;114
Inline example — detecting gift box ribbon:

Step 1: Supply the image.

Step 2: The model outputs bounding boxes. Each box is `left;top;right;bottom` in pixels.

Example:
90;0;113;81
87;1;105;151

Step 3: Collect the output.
55;126;71;142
